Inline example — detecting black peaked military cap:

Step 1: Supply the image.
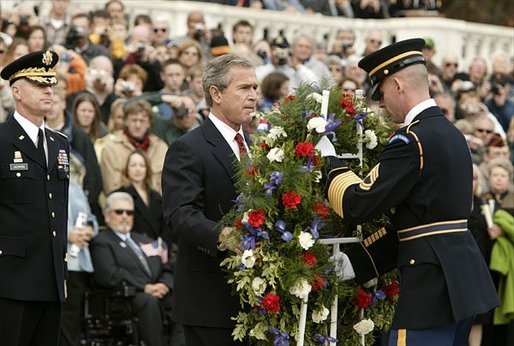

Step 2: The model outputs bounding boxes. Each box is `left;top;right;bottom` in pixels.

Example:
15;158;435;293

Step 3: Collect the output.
0;50;59;86
359;38;426;101
270;36;289;49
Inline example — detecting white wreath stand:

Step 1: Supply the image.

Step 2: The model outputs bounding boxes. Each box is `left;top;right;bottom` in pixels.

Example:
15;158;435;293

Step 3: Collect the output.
297;90;366;346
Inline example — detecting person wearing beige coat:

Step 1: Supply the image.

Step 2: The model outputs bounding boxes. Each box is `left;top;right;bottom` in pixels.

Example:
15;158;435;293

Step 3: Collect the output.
101;100;168;195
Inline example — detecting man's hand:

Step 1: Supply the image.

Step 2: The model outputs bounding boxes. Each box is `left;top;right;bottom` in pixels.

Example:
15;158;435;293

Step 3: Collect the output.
144;283;170;298
315;135;336;157
331;252;356;281
218;227;242;255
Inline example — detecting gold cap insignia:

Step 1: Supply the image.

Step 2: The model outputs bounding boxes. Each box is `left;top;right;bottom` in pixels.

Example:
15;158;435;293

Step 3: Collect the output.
42;51;53;66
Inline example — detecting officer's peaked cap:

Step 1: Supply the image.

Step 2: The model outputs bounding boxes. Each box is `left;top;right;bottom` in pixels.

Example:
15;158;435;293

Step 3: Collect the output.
0;50;59;86
359;38;425;101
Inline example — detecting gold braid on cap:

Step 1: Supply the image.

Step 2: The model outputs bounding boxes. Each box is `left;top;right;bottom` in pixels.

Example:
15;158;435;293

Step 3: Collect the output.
9;67;57;82
369;51;423;77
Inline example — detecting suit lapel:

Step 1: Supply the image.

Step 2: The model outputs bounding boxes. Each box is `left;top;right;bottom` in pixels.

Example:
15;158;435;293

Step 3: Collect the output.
7;117;46;169
108;230;152;279
202;118;238;184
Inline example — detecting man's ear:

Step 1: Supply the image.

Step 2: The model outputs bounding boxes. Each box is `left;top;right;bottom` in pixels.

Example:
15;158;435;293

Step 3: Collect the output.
209;85;222;105
393;77;403;93
11;84;22;101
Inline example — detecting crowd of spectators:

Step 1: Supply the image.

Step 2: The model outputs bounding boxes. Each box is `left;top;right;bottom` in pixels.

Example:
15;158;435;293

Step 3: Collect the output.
0;0;512;345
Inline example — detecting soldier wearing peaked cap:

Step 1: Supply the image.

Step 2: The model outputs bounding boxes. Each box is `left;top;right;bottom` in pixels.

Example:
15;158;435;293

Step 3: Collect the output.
318;39;499;345
0;50;70;345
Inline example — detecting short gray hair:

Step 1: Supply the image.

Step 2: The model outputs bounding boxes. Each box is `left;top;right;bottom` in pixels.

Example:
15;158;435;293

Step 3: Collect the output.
104;192;134;213
202;54;254;107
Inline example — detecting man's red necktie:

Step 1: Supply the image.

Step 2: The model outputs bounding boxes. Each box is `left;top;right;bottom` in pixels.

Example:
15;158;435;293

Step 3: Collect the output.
234;133;248;158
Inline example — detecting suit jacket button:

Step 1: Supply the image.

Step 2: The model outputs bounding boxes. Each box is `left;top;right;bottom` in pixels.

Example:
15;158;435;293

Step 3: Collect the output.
52;231;56;237
48;193;53;199
16;172;21;177
409;259;416;265
0;250;2;255
47;174;50;181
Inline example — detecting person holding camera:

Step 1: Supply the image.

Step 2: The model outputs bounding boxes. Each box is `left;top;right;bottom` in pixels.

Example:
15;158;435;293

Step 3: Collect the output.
255;35;318;92
152;95;201;145
40;0;72;47
485;76;514;134
66;13;110;64
124;25;164;92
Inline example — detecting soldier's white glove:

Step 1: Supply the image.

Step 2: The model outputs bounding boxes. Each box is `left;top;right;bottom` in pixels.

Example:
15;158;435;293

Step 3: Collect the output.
331;252;356;281
315;135;336;157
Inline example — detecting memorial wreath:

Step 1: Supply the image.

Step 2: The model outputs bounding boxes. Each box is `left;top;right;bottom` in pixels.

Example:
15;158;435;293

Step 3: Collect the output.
221;83;399;345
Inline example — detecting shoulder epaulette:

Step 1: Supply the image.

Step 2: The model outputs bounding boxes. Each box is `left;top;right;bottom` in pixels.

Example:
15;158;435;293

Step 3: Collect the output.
52;130;68;139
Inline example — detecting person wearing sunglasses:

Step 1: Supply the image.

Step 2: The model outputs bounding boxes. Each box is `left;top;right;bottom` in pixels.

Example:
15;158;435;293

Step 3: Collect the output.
90;191;173;346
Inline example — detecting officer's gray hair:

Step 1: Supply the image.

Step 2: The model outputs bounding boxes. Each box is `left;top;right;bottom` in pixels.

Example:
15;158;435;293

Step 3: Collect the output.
202;54;253;108
104;192;134;213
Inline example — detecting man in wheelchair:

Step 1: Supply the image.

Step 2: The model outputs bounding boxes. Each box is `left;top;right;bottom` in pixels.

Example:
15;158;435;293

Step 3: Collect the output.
90;192;173;346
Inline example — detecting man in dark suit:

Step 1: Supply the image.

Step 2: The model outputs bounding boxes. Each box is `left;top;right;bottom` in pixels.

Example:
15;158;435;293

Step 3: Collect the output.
319;39;499;345
0;50;70;345
162;54;258;346
90;191;173;346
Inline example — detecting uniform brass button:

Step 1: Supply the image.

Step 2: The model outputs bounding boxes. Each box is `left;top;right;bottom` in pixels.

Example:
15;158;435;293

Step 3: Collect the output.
16;172;21;177
51;212;55;218
49;193;53;199
47;174;51;181
52;231;56;237
409;259;416;265
0;250;3;255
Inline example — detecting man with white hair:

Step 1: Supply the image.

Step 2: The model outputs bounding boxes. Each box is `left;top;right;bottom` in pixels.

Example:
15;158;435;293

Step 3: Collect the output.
152;15;173;47
90;191;173;346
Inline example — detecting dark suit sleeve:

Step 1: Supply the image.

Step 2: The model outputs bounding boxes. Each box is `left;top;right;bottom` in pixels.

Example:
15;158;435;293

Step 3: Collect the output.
90;235;146;290
162;139;221;258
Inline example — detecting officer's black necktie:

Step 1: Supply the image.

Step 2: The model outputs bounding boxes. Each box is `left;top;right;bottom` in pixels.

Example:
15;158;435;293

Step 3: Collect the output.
37;128;47;168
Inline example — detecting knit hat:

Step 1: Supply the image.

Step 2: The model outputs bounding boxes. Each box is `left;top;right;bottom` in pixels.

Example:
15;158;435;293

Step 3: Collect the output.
210;35;230;57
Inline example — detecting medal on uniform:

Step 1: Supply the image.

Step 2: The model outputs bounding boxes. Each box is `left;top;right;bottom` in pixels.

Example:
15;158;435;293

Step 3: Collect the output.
10;151;28;171
13;151;23;163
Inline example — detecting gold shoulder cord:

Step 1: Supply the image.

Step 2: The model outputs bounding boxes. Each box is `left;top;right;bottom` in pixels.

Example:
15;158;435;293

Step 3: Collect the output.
406;121;423;172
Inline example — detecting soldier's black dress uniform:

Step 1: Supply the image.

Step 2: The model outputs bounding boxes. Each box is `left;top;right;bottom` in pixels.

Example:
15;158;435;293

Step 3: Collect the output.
0;50;70;345
325;39;499;344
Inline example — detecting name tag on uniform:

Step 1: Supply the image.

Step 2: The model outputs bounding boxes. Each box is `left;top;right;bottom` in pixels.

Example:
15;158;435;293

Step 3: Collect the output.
10;163;28;171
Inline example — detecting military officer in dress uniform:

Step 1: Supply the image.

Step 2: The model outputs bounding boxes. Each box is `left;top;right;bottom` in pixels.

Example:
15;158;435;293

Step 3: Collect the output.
318;39;499;345
0;50;70;345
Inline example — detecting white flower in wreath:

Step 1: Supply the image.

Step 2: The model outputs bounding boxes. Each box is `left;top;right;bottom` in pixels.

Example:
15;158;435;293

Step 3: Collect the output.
267;148;284;163
289;279;311;300
307;116;327;133
312;306;330;323
306;92;323;104
364;129;378;149
242;211;249;224
268;126;287;141
353;318;375;335
241;249;256;268
298;231;315;250
252;277;267;296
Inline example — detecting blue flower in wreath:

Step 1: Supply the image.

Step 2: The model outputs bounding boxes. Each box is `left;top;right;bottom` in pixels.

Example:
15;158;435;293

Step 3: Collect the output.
264;171;284;197
304;217;324;238
269;326;290;346
241;224;269;250
274;220;293;242
314;333;338;344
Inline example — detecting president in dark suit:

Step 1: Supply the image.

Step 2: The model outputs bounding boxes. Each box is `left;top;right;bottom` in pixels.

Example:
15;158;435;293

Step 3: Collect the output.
320;39;499;345
90;191;173;346
162;54;258;346
0;50;70;345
